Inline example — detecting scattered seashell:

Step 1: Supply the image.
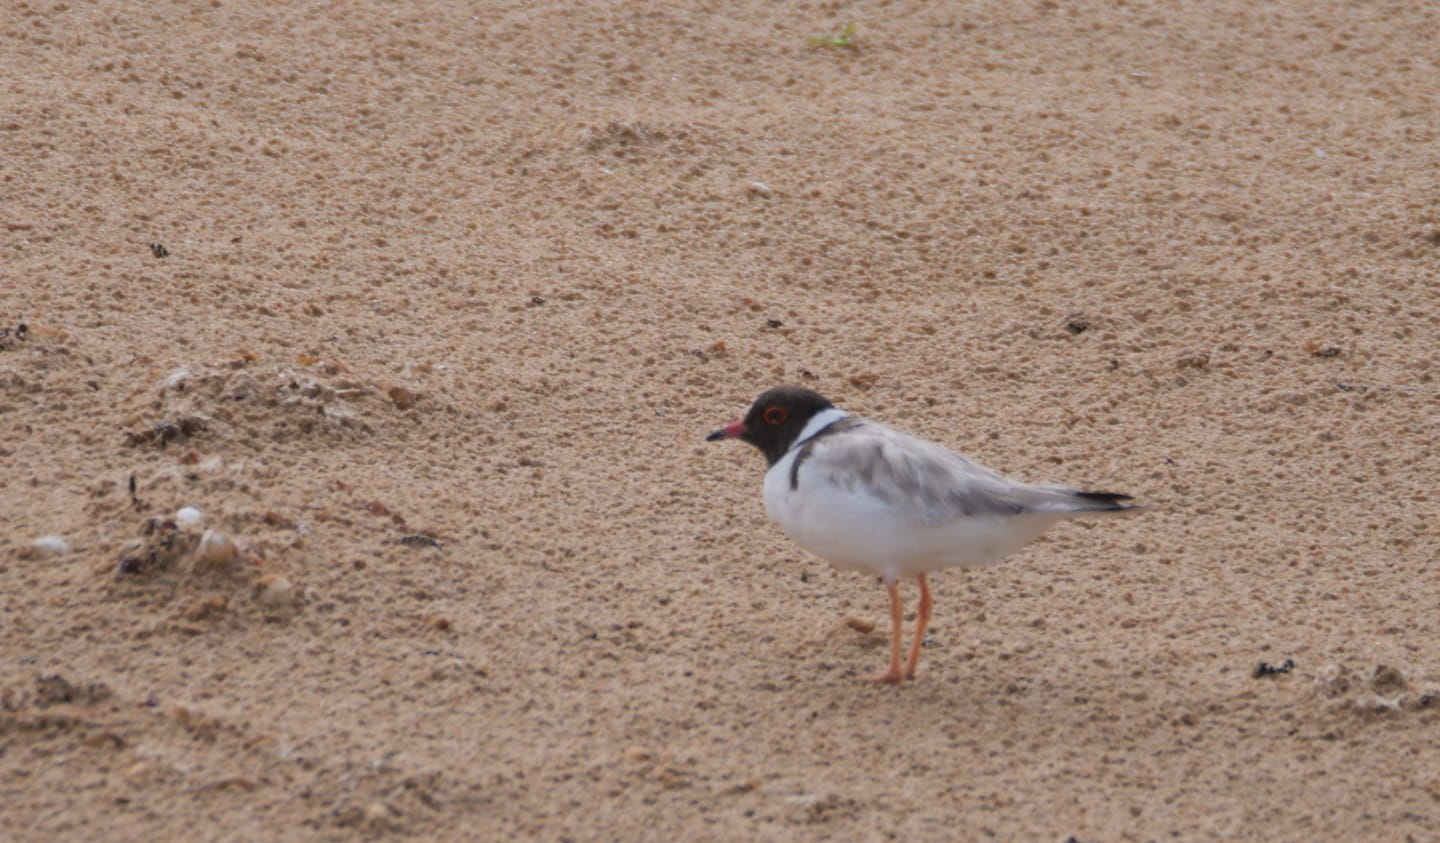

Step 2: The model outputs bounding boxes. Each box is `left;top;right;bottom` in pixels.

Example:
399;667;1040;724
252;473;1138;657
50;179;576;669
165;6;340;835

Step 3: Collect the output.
175;507;203;529
843;616;876;634
256;573;296;609
27;535;71;559
364;802;397;830
195;529;238;566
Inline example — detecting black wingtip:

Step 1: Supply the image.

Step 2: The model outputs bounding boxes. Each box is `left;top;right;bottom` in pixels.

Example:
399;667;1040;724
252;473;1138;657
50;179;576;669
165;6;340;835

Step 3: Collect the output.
1073;491;1136;509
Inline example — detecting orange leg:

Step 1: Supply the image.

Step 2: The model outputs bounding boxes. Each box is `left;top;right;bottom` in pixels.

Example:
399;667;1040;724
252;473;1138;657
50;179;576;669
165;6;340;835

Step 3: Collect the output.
870;581;905;684
903;574;933;680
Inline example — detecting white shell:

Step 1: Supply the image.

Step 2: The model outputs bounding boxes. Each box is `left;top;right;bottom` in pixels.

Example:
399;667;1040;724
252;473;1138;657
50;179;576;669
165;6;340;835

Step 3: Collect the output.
29;535;71;558
196;529;237;565
175;507;204;528
257;574;296;609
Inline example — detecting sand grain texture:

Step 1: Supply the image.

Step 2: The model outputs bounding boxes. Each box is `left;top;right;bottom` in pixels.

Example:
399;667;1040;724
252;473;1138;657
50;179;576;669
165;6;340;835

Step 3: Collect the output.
3;1;1439;840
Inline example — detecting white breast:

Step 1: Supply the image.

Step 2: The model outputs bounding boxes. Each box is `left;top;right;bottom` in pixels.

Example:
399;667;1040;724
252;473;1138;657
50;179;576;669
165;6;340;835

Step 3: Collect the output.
761;415;1063;582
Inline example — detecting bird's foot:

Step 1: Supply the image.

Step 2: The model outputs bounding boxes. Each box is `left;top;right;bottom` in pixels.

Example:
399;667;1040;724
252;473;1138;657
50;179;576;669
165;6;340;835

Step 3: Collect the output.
869;668;905;685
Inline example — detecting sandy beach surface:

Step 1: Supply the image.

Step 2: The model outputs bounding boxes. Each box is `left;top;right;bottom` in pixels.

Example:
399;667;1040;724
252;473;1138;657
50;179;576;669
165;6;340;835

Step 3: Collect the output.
4;1;1439;839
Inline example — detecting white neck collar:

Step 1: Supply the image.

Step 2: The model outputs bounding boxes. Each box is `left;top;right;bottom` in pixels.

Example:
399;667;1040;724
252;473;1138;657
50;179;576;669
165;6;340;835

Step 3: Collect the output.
793;407;850;449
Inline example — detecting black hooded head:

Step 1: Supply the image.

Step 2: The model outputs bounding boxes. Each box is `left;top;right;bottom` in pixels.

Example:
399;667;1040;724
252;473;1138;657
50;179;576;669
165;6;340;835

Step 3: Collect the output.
707;386;837;466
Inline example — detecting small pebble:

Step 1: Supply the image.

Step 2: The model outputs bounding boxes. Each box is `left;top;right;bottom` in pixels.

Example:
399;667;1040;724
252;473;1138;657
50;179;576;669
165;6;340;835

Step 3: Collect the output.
747;181;772;197
124;761;152;785
196;530;238;566
84;731;125;749
182;595;228;621
364;802;397;829
28;535;71;559
175;506;203;528
385;384;417;410
256;573;297;609
844;616;876;634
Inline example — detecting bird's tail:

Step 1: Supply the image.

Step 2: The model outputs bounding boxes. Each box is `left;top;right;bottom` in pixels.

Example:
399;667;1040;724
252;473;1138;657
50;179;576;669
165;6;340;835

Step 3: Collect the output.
1067;490;1140;513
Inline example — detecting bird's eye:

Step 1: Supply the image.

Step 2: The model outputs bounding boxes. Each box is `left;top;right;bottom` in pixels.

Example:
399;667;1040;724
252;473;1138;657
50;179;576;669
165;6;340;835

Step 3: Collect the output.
762;406;788;425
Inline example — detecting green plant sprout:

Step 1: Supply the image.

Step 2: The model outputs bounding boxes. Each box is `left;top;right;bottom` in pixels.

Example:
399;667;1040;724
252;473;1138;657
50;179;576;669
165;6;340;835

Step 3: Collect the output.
810;22;856;49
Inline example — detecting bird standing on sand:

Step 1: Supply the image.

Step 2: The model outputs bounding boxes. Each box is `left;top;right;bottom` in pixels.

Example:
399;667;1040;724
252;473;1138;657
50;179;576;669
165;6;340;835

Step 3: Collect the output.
707;386;1138;684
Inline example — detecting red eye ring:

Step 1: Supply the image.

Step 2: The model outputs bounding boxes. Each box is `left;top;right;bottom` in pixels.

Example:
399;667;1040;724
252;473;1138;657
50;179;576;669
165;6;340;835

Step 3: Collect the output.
762;406;788;426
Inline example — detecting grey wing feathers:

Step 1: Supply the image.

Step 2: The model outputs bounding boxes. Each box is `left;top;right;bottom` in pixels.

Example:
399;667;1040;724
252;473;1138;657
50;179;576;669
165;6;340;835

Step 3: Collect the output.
803;422;1134;526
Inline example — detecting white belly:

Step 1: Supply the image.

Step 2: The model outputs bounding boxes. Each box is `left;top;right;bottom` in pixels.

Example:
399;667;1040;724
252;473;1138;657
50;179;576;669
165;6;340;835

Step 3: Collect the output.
763;450;1061;582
